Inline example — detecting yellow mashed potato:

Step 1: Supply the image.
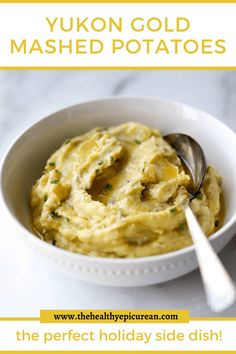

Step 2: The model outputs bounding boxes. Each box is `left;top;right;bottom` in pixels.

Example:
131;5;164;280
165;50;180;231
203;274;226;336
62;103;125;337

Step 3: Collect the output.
30;122;222;258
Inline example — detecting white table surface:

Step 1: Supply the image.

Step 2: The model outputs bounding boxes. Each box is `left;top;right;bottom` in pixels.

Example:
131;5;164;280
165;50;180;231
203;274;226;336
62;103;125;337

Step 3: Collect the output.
1;70;236;317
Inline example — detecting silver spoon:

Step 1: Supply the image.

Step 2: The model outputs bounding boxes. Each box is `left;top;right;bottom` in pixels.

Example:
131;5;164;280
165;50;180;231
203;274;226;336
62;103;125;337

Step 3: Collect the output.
164;133;235;312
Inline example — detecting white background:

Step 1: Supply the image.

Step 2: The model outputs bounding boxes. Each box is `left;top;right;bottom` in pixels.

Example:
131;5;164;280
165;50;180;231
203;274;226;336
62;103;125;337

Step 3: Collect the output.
0;321;234;351
0;2;236;351
0;4;236;67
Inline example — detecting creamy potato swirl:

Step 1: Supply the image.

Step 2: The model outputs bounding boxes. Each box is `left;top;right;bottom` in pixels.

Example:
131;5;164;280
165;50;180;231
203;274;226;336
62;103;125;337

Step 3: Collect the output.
31;123;222;258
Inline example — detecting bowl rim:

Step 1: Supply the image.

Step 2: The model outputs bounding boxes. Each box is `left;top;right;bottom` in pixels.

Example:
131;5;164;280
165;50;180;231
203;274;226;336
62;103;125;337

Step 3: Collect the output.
1;95;236;265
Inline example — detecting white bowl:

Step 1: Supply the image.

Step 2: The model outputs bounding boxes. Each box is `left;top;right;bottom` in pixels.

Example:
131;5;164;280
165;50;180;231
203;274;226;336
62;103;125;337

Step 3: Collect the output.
1;97;236;287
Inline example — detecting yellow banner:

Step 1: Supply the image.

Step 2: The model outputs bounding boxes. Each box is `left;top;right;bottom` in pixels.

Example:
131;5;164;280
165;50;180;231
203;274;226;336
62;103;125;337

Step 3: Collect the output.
0;350;235;354
2;0;236;3
40;309;189;323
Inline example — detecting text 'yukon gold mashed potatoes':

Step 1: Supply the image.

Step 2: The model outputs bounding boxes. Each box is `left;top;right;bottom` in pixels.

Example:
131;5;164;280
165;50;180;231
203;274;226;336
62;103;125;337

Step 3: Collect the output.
31;122;222;258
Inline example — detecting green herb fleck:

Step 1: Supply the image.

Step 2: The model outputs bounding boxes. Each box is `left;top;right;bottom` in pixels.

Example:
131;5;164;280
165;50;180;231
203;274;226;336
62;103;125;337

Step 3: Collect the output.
110;156;114;162
48;162;55;167
142;168;145;173
49;211;61;218
95;168;100;174
178;223;186;231
50;179;60;184
104;183;112;190
44;194;48;202
170;207;177;213
66;217;70;223
64;139;71;145
196;192;203;200
98;161;103;166
135;139;141;144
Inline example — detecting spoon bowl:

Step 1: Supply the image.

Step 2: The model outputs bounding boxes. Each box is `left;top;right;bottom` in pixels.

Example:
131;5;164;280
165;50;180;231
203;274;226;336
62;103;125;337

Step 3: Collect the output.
164;133;207;198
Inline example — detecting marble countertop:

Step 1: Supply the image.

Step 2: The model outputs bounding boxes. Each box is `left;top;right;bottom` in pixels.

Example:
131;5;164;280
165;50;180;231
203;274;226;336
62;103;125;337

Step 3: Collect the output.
1;70;236;317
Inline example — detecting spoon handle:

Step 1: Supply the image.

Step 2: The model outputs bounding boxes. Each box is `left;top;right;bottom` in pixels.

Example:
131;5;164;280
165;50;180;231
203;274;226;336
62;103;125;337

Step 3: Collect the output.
184;205;235;312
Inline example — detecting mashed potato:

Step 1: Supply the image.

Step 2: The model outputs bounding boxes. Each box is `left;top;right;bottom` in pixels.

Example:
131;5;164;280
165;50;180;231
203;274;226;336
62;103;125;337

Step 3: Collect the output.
30;122;222;258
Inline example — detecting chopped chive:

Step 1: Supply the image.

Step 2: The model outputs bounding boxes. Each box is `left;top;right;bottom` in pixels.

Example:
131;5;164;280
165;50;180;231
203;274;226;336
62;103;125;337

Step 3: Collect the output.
44;194;48;202
110;156;114;162
48;162;55;167
50;179;60;184
104;183;112;190
95;168;100;174
178;223;186;231
196;192;203;200
170;207;177;213
64;139;71;145
135;139;141;144
66;217;70;222
98;161;103;166
142;168;145;173
49;211;61;218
